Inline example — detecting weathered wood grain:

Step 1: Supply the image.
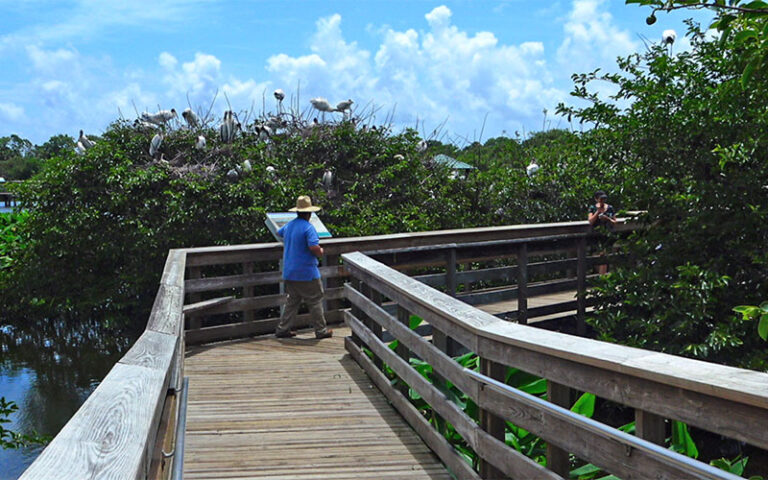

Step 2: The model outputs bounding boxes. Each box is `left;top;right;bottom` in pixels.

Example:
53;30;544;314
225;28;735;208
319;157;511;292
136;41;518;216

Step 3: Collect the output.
467;370;740;480
146;284;185;336
343;251;768;450
183;326;454;479
346;338;481;480
346;312;560;480
19;363;170;480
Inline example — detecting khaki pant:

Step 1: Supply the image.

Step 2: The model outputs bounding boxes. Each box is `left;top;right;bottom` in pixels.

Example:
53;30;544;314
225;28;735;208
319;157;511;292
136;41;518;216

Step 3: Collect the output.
276;278;328;335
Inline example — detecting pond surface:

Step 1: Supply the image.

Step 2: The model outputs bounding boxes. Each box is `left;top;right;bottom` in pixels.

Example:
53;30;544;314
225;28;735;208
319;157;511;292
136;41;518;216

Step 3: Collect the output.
0;317;135;478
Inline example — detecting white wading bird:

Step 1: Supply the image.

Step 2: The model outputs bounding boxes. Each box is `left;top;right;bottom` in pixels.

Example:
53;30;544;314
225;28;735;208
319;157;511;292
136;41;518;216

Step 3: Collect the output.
78;130;95;150
149;132;164;157
242;159;252;173
195;135;206;150
322;170;333;189
141;109;177;125
662;29;677;45
182;108;199;128
335;99;353;113
310;97;334;113
219;111;238;143
417;140;428;153
526;161;540;177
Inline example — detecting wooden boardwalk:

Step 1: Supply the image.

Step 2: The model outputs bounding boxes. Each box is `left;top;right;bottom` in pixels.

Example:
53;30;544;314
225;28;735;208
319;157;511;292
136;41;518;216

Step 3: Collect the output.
184;326;453;479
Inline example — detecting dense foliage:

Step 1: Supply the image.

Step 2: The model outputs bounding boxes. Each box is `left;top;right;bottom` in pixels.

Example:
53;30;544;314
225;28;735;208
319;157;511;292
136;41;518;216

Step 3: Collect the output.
0;119;600;323
559;22;768;369
0;134;74;181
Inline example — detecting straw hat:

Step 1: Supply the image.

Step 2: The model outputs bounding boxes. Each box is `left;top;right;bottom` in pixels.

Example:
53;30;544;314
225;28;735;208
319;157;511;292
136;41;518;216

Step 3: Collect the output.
289;195;321;212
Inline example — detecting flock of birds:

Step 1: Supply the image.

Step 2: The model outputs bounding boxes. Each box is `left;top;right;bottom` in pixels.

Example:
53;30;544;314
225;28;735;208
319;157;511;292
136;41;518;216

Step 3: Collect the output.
74;89;358;161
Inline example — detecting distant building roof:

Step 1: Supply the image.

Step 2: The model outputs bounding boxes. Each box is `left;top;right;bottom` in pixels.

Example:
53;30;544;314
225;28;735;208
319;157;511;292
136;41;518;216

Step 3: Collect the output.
432;154;474;170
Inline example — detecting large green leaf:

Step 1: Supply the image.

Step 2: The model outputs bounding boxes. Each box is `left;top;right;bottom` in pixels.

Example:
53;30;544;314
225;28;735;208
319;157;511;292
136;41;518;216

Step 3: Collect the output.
571;393;596;418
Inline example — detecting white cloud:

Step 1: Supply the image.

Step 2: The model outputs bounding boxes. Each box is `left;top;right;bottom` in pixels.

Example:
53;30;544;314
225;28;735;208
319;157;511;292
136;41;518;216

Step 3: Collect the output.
0;102;25;121
558;0;638;71
265;6;566;142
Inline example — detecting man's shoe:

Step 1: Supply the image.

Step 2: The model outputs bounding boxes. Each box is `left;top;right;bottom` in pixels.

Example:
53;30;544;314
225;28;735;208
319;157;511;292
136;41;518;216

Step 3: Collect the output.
275;330;297;338
315;330;333;339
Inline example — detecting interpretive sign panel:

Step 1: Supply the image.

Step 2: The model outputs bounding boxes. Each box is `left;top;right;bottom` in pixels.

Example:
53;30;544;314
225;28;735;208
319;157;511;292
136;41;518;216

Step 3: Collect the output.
265;212;332;242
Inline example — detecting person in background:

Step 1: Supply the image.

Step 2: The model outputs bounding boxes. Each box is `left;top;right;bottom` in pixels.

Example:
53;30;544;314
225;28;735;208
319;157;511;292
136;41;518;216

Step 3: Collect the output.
588;191;616;229
588;191;616;274
274;195;333;339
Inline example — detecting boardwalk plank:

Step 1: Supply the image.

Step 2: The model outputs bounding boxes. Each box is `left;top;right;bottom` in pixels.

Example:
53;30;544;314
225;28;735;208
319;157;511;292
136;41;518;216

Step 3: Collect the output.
184;327;453;479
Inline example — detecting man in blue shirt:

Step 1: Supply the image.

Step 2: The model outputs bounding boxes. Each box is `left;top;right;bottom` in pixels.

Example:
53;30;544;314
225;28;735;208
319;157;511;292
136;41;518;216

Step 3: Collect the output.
274;195;332;339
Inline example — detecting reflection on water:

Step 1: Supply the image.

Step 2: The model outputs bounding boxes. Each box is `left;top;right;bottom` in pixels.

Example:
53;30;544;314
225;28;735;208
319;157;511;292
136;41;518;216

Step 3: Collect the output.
0;316;137;478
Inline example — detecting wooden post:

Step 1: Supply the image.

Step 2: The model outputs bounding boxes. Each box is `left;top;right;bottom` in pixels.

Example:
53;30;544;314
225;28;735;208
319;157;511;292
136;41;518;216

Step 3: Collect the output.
517;243;528;325
636;409;666;446
576;237;587;336
441;248;459;356
445;248;457;297
479;358;508;480
187;266;202;330
546;381;571;477
242;262;254;323
396;305;412;398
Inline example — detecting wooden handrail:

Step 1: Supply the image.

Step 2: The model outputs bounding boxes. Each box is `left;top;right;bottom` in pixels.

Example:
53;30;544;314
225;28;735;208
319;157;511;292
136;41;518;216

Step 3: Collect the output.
183;219;635;266
342;250;768;478
20;250;187;480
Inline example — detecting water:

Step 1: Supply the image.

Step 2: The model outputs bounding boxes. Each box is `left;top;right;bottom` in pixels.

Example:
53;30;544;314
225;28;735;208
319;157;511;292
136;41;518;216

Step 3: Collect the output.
0;317;134;478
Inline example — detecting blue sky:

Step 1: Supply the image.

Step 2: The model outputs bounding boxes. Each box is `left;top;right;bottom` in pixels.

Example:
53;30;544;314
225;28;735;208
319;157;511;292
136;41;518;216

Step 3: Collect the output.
0;0;712;145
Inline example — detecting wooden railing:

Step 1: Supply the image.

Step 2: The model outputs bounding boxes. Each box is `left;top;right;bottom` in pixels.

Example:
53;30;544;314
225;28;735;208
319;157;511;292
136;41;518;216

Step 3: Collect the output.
18;219;641;479
182;220;634;345
19;250;187;480
342;251;768;479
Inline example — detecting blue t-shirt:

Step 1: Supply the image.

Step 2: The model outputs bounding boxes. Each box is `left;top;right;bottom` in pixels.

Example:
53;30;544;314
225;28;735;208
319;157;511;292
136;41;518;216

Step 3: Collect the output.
277;217;321;281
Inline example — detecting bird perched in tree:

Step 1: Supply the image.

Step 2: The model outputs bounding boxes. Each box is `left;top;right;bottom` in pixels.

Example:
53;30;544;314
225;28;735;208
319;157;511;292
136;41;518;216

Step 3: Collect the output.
142;109;177;125
662;29;676;45
195;135;206;150
266;165;276;175
417;140;428;153
322;169;333;189
266;115;285;131
336;99;353;113
78;130;95;150
149;132;164;157
220;111;238;143
526;161;539;177
242;159;252;173
257;124;273;141
394;154;405;161
74;143;86;155
133;119;159;131
226;168;239;180
310;97;334;113
274;89;285;102
182;108;199;128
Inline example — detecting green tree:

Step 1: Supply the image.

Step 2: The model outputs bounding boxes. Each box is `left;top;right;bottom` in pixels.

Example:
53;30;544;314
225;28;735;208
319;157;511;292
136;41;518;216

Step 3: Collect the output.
559;22;768;369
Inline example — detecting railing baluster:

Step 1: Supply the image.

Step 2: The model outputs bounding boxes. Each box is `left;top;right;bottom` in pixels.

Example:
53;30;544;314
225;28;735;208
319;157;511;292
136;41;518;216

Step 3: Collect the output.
546;381;572;476
517;243;528;325
479;358;508;479
445;248;457;297
396;305;412;398
636;409;666;446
